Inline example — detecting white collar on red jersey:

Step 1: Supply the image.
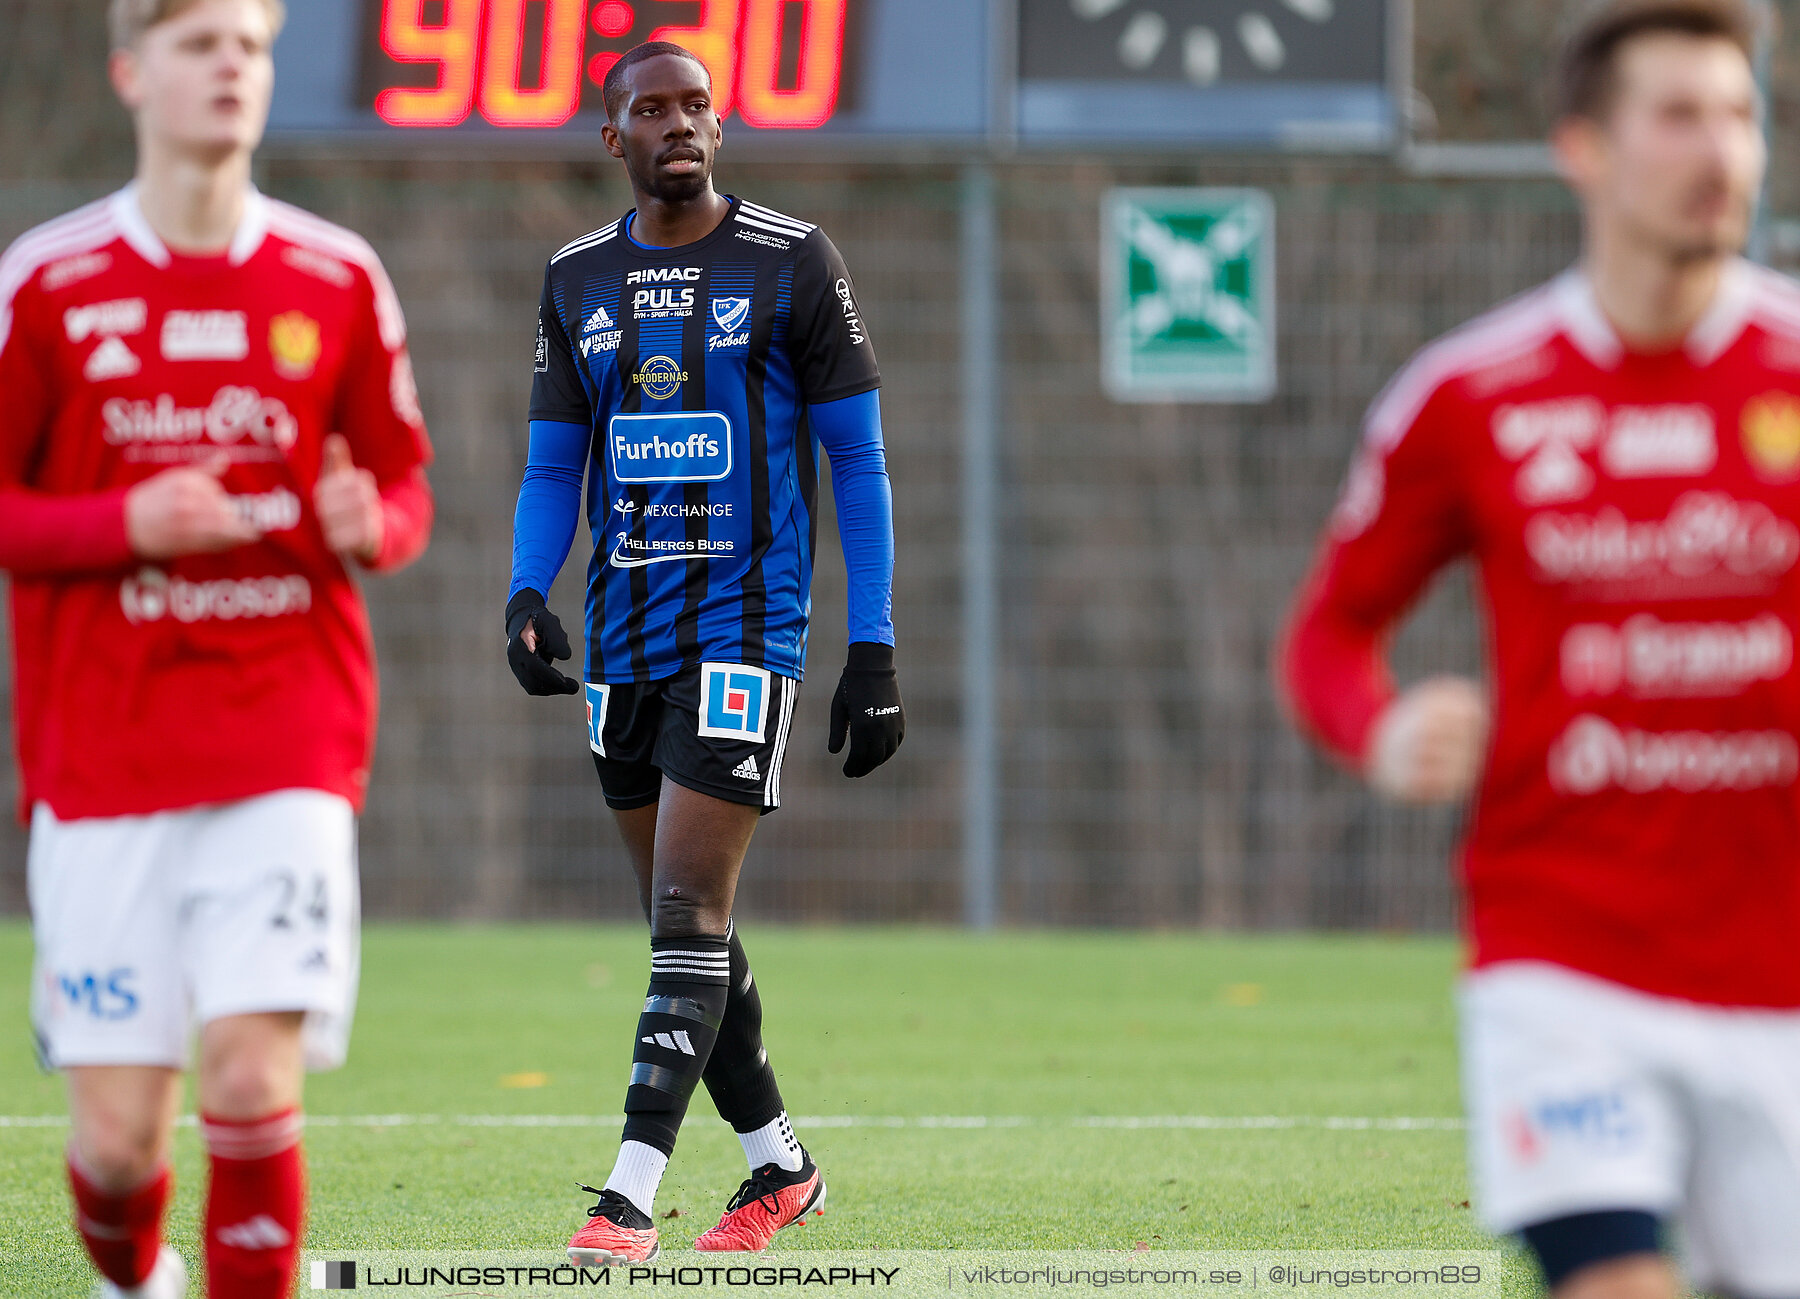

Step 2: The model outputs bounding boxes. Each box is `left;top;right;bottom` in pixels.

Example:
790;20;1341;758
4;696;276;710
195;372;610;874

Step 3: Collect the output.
109;183;270;269
1553;257;1756;370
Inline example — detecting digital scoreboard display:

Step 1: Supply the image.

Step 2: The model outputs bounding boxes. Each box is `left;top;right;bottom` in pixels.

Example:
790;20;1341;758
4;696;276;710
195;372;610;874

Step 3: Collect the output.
269;0;990;143
266;0;1396;149
365;0;850;130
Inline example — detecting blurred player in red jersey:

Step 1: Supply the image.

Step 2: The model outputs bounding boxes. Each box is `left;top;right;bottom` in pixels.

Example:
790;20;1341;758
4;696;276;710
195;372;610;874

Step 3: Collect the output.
1280;2;1800;1296
0;1;433;1294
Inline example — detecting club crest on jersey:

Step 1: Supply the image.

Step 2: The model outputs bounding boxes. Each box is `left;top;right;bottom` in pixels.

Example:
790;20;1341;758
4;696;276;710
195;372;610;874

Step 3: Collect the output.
1743;394;1800;480
712;297;750;332
268;311;322;379
584;683;610;756
698;664;771;742
634;355;689;400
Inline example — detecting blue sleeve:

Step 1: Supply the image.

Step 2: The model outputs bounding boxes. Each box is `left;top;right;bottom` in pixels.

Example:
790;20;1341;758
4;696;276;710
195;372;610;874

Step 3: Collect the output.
509;419;590;602
810;390;895;647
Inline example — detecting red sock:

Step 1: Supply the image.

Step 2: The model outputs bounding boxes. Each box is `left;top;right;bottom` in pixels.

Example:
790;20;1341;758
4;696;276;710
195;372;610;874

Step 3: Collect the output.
202;1108;306;1299
67;1155;170;1288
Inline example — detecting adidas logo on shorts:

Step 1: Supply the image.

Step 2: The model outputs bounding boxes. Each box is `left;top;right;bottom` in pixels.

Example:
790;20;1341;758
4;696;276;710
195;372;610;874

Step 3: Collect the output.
732;755;761;781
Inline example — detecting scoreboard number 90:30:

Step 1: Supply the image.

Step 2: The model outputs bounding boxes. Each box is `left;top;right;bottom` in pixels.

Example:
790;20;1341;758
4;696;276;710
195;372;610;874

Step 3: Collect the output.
371;0;850;131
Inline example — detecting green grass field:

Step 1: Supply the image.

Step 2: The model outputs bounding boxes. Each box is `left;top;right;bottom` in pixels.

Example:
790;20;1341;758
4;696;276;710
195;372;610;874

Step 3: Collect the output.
0;923;1535;1296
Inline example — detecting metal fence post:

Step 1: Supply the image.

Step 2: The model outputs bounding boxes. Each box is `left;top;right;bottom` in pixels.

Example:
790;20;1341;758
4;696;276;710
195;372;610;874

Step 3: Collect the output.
1750;0;1775;264
961;160;1000;930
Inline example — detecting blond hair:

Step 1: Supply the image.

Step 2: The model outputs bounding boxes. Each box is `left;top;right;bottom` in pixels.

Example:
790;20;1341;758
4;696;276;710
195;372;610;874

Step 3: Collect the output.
109;0;287;51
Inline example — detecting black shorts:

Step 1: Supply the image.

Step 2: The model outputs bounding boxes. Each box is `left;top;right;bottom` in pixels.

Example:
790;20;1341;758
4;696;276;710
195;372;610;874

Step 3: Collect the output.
584;662;799;814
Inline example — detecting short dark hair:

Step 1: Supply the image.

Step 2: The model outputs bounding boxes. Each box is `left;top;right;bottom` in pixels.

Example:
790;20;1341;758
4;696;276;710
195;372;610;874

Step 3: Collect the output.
602;41;712;123
1556;0;1759;121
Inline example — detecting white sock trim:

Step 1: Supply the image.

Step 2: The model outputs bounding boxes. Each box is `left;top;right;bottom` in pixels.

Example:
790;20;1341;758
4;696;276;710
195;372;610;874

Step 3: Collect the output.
604;1140;668;1218
739;1111;803;1173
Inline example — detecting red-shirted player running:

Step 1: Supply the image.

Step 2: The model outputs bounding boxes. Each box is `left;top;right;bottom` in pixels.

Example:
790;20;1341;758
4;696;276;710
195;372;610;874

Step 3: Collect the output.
1281;2;1800;1296
0;2;433;1296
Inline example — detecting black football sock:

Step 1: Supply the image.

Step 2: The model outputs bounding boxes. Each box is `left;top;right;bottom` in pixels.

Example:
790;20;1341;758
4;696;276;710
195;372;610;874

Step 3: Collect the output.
702;918;787;1134
702;919;803;1170
619;934;731;1157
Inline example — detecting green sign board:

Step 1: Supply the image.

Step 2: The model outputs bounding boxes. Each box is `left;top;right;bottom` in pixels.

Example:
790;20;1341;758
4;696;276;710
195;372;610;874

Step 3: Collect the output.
1102;188;1277;403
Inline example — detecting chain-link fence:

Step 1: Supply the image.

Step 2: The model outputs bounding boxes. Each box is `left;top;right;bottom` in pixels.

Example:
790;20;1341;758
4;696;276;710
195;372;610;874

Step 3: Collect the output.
0;154;1593;928
59;0;1800;929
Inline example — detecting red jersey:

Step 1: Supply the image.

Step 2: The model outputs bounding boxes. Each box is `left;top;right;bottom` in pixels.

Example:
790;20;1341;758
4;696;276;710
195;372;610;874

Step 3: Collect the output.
1281;261;1800;1009
0;186;433;821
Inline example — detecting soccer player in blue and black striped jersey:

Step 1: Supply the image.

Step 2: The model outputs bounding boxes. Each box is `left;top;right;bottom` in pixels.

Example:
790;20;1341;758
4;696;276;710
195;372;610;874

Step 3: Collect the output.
504;42;903;1263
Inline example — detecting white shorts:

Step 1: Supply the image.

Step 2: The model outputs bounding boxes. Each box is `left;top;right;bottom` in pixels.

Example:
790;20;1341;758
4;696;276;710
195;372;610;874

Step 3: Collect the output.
28;789;360;1073
1460;961;1800;1297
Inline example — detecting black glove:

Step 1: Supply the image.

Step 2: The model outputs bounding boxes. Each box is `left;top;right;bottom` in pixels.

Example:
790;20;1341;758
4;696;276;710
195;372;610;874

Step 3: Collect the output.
829;642;905;777
506;588;580;696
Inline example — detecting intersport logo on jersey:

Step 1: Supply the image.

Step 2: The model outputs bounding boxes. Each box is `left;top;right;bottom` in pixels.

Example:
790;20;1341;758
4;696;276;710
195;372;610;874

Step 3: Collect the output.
101;387;299;452
1549;714;1800;795
1525;492;1800;585
120;567;312;625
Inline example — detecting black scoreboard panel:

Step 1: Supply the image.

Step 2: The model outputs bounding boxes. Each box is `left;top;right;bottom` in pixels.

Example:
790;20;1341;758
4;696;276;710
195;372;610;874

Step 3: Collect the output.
1017;0;1395;148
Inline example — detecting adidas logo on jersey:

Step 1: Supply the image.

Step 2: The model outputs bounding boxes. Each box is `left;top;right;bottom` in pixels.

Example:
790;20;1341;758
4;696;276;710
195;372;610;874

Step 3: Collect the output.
84;336;140;381
641;1031;697;1055
732;755;762;781
216;1215;293;1250
581;307;622;357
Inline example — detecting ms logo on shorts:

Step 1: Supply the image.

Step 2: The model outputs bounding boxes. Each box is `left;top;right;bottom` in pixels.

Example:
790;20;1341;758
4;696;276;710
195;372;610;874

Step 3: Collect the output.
699;664;771;743
57;968;139;1021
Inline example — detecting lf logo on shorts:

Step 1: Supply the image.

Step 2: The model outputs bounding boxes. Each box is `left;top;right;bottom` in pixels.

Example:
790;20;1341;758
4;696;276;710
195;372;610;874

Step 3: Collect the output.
699;664;770;743
585;683;611;756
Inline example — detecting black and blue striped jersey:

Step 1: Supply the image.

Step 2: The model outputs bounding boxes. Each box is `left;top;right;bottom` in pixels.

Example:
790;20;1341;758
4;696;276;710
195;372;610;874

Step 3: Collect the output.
529;197;881;684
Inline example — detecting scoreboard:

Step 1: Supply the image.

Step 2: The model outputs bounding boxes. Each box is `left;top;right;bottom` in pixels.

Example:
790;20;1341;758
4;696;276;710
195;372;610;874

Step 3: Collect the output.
368;0;851;130
270;0;990;143
267;0;1396;149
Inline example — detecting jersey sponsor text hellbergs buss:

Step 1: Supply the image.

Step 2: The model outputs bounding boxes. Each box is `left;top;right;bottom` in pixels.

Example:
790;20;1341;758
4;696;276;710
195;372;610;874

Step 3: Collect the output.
530;198;880;682
1283;262;1800;1007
